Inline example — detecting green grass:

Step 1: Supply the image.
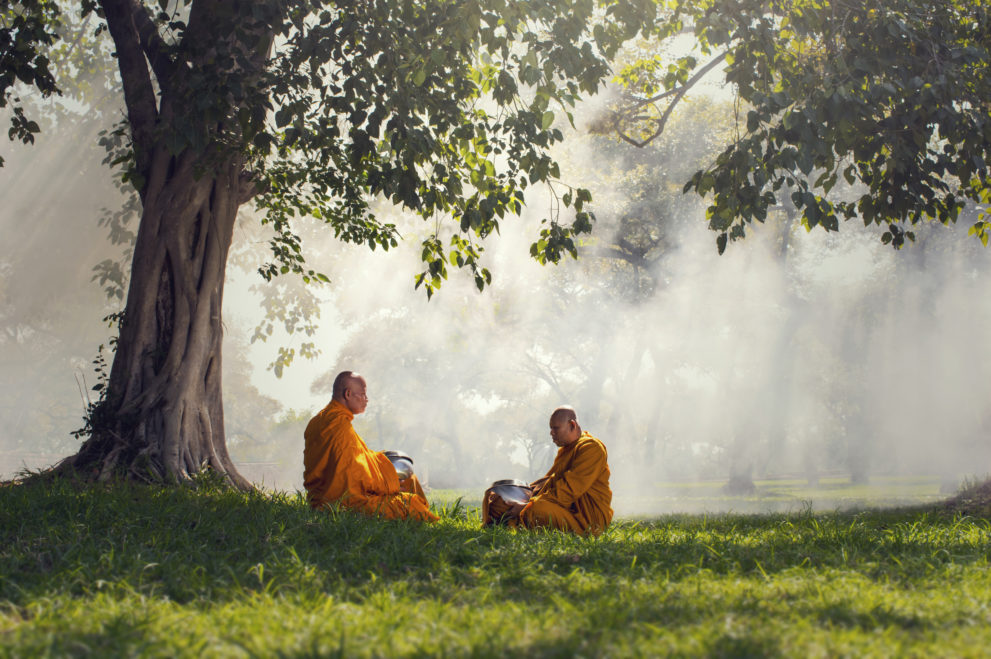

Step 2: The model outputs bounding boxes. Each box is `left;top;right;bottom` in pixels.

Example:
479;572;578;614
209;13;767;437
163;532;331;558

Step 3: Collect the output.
632;475;948;514
2;476;991;657
438;475;949;516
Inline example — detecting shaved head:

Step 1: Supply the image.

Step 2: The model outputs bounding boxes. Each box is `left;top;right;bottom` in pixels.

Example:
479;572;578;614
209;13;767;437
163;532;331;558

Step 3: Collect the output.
332;371;361;399
549;406;581;448
332;371;368;414
550;406;578;424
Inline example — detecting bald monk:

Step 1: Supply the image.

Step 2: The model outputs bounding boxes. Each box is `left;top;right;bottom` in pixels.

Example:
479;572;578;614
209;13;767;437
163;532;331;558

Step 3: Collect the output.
482;406;612;535
304;371;438;522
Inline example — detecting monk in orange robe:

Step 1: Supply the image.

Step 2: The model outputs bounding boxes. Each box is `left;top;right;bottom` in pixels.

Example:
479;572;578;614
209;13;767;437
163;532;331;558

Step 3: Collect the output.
482;406;612;535
304;371;438;522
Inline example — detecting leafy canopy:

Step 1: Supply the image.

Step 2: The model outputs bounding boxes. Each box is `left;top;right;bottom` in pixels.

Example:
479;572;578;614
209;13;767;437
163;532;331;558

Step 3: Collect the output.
615;0;991;252
1;0;62;165
5;0;661;294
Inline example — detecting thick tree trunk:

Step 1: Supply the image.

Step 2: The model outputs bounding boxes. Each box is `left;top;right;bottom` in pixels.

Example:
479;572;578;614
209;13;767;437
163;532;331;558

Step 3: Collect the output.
63;146;251;488
34;0;281;488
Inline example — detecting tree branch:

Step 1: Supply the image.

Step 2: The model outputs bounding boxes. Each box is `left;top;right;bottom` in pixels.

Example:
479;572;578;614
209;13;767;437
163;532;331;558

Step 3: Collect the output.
131;1;177;87
522;357;568;401
237;169;268;204
99;0;159;194
615;52;728;148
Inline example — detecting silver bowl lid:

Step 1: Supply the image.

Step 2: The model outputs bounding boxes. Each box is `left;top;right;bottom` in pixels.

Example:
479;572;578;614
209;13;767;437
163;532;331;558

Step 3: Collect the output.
491;478;530;489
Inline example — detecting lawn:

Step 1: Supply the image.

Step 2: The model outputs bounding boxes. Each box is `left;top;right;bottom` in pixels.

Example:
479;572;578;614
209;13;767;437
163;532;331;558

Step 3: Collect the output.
2;476;990;657
437;474;950;516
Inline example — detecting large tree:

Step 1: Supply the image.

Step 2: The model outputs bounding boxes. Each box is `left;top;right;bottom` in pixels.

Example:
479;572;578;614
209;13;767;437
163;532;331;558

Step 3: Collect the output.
612;0;991;252
2;0;655;485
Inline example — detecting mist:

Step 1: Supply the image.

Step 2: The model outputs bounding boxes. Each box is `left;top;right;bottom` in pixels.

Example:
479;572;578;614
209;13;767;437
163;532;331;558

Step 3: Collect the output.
3;92;991;516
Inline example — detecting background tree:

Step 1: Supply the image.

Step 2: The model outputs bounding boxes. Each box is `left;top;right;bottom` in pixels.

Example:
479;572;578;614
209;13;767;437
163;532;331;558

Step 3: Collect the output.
3;0;656;486
612;0;991;252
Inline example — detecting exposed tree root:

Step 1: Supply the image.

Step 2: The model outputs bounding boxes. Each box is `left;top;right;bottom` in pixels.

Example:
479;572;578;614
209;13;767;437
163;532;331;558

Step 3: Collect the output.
10;450;253;491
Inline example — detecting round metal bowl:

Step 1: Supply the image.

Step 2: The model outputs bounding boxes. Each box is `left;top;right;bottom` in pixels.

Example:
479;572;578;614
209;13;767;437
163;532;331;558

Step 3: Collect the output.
383;450;414;481
489;478;533;506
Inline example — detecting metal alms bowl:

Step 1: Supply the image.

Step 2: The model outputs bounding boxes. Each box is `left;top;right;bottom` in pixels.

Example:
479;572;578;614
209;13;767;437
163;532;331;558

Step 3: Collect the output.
383;450;414;481
490;478;533;506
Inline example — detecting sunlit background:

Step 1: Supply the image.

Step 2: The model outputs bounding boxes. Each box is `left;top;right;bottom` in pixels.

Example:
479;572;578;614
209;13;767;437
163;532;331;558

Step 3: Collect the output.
3;75;990;515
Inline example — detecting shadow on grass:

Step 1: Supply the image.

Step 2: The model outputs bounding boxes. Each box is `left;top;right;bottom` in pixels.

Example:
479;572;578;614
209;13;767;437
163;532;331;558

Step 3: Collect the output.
1;476;988;611
508;619;785;658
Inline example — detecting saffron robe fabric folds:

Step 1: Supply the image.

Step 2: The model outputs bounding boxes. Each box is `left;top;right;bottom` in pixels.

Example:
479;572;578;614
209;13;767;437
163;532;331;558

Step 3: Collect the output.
303;400;438;522
484;431;612;535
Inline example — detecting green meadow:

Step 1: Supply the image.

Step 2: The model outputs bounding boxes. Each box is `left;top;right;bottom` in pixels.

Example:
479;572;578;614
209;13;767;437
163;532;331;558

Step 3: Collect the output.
440;474;950;517
2;476;991;657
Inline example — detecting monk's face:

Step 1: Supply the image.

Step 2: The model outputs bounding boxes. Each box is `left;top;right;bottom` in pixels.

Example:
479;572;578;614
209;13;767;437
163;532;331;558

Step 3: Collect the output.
549;414;580;448
343;377;368;415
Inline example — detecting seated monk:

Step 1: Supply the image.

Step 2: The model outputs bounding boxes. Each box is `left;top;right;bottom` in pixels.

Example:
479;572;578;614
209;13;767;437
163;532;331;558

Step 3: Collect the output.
304;371;438;522
482;406;612;535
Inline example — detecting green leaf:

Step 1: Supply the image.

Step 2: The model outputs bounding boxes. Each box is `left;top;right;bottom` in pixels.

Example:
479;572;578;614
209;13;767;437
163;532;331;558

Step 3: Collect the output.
716;233;727;255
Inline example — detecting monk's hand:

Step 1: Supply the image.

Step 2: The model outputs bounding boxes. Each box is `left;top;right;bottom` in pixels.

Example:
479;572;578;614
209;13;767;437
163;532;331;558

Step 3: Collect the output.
529;476;548;495
506;501;526;517
486;490;519;522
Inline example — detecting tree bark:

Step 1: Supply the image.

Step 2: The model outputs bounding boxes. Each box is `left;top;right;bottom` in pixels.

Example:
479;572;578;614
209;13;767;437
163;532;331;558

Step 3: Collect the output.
42;0;281;488
63;145;251;488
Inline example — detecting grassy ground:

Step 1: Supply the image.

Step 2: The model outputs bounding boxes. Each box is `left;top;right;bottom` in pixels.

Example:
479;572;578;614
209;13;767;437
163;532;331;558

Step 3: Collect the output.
628;474;950;515
438;474;950;517
2;477;991;657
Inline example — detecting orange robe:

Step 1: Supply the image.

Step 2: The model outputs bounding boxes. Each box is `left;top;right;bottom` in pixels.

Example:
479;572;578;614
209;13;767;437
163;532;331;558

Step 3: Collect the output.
303;400;438;522
518;431;613;535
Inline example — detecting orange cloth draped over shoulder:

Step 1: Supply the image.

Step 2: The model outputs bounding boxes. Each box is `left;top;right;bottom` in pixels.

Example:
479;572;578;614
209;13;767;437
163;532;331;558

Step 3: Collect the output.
518;431;612;535
303;400;438;522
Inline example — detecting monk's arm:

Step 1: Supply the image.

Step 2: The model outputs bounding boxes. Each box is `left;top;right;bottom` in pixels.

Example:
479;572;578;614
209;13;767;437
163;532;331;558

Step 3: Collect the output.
535;442;605;508
529;475;550;494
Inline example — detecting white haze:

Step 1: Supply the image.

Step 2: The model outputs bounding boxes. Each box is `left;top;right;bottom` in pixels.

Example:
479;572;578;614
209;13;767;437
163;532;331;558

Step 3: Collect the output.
3;98;991;516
